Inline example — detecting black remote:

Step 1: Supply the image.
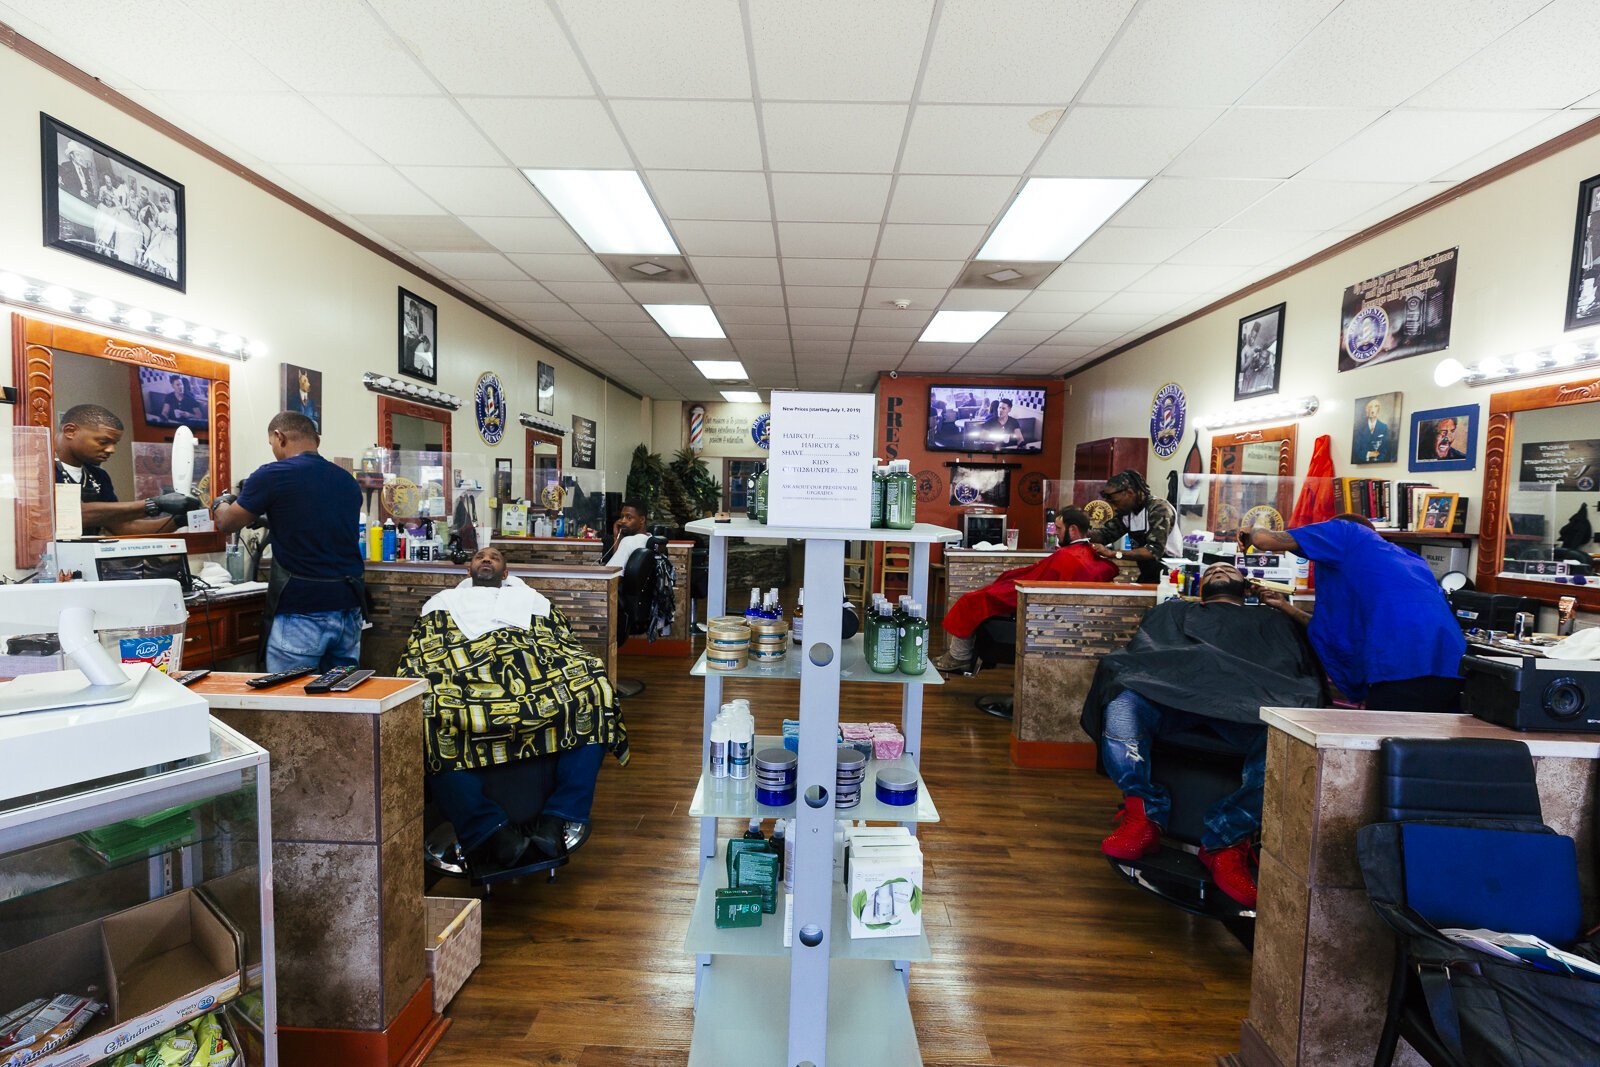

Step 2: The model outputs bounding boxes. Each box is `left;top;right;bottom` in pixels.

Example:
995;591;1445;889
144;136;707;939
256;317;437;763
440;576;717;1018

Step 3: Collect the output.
245;667;316;690
304;665;356;693
329;669;376;692
171;669;211;686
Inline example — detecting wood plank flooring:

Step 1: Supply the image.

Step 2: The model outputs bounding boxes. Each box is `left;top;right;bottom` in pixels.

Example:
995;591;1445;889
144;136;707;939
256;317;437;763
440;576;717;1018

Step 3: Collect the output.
425;653;1251;1066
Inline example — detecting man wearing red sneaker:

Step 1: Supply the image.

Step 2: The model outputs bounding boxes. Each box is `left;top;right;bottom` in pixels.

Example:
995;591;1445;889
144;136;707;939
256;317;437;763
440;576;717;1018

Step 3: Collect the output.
1087;562;1326;907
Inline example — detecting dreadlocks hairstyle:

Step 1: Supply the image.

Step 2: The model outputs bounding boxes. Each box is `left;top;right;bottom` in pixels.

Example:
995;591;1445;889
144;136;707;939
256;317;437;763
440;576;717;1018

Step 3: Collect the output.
1104;468;1150;500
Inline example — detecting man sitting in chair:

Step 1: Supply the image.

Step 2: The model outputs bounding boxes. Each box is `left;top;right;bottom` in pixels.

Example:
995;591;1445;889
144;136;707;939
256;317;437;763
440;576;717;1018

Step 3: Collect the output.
398;546;628;877
932;507;1116;673
1081;562;1325;907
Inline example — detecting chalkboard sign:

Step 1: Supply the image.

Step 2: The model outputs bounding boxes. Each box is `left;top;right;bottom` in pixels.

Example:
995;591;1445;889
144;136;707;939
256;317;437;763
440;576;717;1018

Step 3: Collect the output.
1519;438;1600;491
572;415;597;470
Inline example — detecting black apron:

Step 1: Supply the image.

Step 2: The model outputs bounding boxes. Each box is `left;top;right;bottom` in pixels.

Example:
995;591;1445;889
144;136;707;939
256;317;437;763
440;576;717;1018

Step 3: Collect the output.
259;561;369;669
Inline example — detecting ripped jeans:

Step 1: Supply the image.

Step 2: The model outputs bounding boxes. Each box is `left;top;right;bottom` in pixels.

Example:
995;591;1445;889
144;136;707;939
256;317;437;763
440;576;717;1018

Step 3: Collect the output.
1100;689;1268;851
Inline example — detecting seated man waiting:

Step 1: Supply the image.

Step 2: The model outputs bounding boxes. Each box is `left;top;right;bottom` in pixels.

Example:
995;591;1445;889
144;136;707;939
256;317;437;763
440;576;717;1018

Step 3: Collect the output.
933;507;1117;673
397;546;628;877
1082;563;1325;907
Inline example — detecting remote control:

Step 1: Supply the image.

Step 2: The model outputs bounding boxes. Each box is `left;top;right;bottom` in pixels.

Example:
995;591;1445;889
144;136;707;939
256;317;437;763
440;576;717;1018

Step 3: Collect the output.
245;667;316;690
170;669;211;686
329;669;376;692
304;665;357;693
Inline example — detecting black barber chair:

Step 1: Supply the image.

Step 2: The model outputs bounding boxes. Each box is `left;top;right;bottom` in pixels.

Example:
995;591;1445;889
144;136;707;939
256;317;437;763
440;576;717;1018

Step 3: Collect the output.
970;615;1016;720
424;758;570;893
615;532;673;698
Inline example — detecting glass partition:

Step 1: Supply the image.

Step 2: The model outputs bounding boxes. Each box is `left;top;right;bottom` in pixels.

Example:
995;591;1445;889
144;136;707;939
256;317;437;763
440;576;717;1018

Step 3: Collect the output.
1041;472;1296;541
6;425;56;575
487;452;606;541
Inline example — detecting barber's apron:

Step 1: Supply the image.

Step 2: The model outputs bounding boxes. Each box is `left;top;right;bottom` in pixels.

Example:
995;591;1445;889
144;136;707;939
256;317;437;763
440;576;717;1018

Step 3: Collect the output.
259;562;368;668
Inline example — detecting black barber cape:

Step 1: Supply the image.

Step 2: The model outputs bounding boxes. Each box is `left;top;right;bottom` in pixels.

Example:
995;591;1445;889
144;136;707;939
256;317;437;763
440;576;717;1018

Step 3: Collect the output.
1081;600;1326;742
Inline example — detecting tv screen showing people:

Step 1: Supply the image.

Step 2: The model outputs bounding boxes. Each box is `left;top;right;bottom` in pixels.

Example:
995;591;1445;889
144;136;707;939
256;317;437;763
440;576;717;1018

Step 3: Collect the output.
926;386;1046;454
138;368;209;431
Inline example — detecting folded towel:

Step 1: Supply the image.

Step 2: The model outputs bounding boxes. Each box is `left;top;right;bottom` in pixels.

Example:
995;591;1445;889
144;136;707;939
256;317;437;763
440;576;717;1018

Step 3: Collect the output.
420;575;551;640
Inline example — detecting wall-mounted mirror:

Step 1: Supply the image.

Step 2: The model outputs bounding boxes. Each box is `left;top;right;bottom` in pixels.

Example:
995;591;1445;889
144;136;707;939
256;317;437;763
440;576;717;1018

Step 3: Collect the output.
376;395;453;526
11;313;230;566
1478;376;1600;610
525;427;562;504
1208;423;1297;533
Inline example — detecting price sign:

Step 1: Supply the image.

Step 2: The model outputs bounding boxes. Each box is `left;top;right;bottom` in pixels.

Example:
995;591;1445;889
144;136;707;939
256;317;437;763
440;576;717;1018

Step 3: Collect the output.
766;391;875;529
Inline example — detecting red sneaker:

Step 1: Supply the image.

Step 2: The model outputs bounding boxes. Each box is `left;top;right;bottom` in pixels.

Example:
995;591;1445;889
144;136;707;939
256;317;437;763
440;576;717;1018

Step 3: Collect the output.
1101;796;1162;860
1199;841;1258;908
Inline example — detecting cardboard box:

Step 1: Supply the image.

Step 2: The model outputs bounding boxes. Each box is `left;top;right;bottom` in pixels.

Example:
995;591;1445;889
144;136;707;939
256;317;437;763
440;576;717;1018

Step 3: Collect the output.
847;843;923;941
0;889;242;1067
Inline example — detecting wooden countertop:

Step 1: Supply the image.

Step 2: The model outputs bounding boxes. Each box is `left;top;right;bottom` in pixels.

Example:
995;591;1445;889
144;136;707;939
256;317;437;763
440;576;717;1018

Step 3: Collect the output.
1261;706;1600;758
945;548;1051;557
364;560;620;582
1015;581;1158;595
196;671;425;714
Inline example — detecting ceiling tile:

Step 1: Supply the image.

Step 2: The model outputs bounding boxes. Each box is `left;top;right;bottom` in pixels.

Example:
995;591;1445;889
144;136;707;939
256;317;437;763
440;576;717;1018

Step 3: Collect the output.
792;343;852;357
1298;109;1552;183
1167;228;1321;266
208;0;438;93
1111;177;1277;229
312;95;503;165
528;306;592;323
353;214;493;251
602;321;672;337
724;323;793;340
788;307;858;326
544;280;633;303
749;0;934;101
704;284;787;306
877;223;985;261
1016;290;1112;314
1036;261;1152;290
460;98;631;167
735;340;799;355
940;289;1027;311
782;260;873;286
785;286;867;308
647;171;772;221
1093;291;1189;315
1433;109;1600;181
857;309;933;327
368;0;591;95
623;281;708;303
996;311;1084;331
690;257;784;285
621;336;683;351
503;253;614;282
762;103;909;172
397;166;553;216
275;164;439;213
901;105;1059;174
885;174;1019;225
854;324;926;340
1165;108;1385;179
1068;226;1205;263
776;222;880;258
920;0;1134;104
611;100;764;170
1049;328;1126;347
1066;312;1155;333
868;260;964;289
1224;180;1415;230
863;287;949;310
1039;106;1226;179
155;92;378;165
851;341;913;356
717;305;789;324
1082;0;1339;106
1413;0;1600;108
460;216;588;254
570;303;650;322
981;330;1054;345
673;220;778;257
1127;263;1241;292
770;173;893;223
1028;344;1097;360
465;279;558;302
559;0;750;97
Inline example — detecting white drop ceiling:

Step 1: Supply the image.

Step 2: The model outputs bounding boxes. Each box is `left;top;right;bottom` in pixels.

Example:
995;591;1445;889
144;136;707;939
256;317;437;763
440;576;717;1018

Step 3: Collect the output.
6;0;1600;399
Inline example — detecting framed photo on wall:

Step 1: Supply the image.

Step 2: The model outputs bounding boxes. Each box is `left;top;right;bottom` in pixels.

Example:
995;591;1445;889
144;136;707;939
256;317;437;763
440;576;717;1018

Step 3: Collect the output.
537;361;556;416
280;363;323;434
41;114;185;291
1234;302;1284;401
398;288;438;384
1409;403;1476;473
1351;391;1402;465
1564;172;1600;331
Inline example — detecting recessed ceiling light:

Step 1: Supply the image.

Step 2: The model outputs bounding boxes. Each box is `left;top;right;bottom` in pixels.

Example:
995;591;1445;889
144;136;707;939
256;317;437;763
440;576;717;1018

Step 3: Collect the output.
918;310;1006;343
521;169;679;255
647;304;726;339
693;359;748;379
721;390;762;403
984;268;1024;283
976;177;1146;262
630;261;669;276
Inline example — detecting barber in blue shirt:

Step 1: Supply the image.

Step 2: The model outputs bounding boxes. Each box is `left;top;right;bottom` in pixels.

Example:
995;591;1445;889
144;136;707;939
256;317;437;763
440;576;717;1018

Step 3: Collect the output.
1239;514;1465;712
213;411;365;672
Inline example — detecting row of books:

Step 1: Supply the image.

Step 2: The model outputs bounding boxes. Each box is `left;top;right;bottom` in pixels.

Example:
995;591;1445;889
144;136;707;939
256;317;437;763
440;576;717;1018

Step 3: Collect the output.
1332;477;1469;533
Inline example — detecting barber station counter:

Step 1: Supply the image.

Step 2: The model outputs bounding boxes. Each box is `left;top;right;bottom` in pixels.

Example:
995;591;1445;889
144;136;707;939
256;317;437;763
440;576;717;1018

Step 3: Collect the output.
200;674;447;1065
942;548;1051;614
492;536;605;567
1243;708;1600;1067
361;560;620;679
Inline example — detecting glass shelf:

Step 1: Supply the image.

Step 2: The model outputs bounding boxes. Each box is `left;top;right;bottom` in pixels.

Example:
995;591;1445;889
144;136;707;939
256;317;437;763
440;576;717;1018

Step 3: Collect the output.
688;737;939;823
691;634;944;686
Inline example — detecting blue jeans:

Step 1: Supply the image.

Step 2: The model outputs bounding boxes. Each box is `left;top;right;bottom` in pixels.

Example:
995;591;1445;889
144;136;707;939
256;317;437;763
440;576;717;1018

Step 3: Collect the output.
431;744;606;851
1100;690;1268;851
266;609;363;673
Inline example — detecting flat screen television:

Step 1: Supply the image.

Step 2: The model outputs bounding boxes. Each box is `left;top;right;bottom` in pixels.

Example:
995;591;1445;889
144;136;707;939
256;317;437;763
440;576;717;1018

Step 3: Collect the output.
925;385;1046;454
138;368;209;431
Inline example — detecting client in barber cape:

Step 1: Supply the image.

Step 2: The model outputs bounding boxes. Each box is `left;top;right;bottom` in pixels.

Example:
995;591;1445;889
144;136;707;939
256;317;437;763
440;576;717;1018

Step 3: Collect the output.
397;546;629;877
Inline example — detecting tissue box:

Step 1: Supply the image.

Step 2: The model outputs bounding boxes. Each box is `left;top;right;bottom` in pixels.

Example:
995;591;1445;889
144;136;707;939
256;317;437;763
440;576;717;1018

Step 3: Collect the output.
848;841;923;940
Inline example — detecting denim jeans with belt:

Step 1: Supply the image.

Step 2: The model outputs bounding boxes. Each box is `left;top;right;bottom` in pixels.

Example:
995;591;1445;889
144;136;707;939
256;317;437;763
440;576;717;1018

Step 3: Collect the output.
431;743;606;851
1100;689;1267;851
265;609;363;673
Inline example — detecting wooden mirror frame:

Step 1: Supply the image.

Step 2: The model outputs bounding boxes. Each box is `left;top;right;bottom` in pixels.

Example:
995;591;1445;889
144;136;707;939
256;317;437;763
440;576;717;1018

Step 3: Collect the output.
11;312;230;565
1207;423;1297;531
524;427;563;502
1476;373;1600;612
376;394;454;525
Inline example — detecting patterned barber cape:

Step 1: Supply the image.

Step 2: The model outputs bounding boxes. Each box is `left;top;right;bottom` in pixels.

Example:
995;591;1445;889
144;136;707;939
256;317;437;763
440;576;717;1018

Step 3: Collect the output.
397;607;629;775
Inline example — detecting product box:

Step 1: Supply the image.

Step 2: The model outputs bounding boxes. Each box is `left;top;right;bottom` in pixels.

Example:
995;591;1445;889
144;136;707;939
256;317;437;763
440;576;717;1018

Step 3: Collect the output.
843;828;913;886
499;503;528;536
713;889;763;930
848;843;923;940
1418;543;1468;580
0;889;243;1067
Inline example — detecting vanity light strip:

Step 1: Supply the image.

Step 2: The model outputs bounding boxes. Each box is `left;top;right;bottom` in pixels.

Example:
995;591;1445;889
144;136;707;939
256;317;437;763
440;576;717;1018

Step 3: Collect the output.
518;412;567;436
1434;339;1600;389
362;372;462;410
0;269;261;361
1195;395;1320;431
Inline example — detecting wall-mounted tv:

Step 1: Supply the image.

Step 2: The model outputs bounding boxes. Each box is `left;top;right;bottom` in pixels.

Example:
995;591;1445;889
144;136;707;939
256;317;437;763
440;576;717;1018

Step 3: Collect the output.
926;385;1046;454
138;368;210;431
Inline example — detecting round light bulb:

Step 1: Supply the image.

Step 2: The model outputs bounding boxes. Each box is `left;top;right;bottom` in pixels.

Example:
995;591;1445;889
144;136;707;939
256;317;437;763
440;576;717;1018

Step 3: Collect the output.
85;297;116;321
190;326;216;347
218;334;242;353
1477;357;1505;378
1433;358;1467;387
124;308;152;330
245;340;268;359
158;317;186;336
0;273;25;299
41;285;73;310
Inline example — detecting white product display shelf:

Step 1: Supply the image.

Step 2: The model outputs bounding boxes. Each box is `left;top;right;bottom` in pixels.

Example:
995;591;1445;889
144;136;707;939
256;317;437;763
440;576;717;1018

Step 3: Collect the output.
688;736;939;823
684;840;931;963
687;516;961;545
691;633;944;686
688;957;922;1067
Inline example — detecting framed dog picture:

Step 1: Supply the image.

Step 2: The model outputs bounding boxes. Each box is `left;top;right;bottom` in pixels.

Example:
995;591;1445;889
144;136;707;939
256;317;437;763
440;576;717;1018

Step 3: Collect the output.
1409;404;1476;473
1351;391;1402;465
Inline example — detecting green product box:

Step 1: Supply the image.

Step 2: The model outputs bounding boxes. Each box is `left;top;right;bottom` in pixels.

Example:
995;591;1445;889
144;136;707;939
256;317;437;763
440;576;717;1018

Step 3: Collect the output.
725;837;768;884
713;888;763;929
732;848;780;914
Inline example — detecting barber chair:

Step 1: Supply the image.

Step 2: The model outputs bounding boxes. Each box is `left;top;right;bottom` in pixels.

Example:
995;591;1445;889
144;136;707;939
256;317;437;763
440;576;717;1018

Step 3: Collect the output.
423;758;570;893
970;615;1016;720
615;532;673;698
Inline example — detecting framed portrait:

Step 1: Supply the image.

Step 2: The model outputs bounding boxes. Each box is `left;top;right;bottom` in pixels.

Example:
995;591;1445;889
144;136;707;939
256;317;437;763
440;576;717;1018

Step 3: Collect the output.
280;363;324;434
1235;302;1284;401
1351;391;1403;465
1565;173;1600;331
41;114;185;291
1409;403;1476;473
537;360;556;416
946;464;1010;507
1417;491;1460;533
398;288;438;384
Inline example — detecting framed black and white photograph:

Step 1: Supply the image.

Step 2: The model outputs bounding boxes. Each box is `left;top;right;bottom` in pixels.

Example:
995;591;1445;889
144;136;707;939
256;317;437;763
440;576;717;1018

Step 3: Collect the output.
398;287;437;384
1564;172;1600;331
41;114;185;291
1409;403;1476;473
1234;302;1284;401
537;360;556;416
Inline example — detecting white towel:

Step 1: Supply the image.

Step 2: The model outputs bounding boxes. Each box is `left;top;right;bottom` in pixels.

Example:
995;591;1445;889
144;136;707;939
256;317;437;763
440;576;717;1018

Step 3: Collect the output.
1547;626;1600;661
421;574;551;640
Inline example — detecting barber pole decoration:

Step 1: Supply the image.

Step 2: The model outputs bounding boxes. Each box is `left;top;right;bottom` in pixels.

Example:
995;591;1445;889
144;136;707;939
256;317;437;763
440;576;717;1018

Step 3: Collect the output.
688;405;705;452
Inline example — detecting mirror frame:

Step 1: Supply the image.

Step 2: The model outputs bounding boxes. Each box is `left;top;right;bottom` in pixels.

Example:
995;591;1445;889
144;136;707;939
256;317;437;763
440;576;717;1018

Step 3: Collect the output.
1207;422;1297;531
524;427;563;502
376;394;453;525
1476;373;1600;612
11;312;230;566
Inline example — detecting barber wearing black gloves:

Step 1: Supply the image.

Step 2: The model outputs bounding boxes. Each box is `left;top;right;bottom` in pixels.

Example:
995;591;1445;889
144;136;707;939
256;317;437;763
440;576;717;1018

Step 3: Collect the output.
53;402;200;535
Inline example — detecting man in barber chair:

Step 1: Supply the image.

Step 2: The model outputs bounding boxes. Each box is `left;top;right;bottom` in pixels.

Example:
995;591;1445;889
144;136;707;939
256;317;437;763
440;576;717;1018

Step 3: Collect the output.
397;546;629;879
1083;562;1325;907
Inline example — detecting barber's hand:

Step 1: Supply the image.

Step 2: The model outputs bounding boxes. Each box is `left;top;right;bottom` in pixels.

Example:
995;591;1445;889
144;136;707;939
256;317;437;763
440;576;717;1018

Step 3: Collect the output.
149;492;202;519
1237;528;1255;551
1090;543;1116;560
210;491;237;512
1256;587;1290;612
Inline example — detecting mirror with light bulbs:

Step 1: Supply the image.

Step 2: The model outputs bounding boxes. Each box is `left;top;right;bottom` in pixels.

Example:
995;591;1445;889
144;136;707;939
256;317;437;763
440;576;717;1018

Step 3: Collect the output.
1207;423;1297;534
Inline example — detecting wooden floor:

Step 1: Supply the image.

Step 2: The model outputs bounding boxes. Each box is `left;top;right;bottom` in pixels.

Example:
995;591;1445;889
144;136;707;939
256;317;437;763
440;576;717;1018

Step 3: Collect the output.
426;652;1252;1067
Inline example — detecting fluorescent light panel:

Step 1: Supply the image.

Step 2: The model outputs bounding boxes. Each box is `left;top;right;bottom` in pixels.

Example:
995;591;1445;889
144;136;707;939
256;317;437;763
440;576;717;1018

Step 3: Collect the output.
976;177;1146;262
918;310;1006;343
522;169;679;255
721;390;762;403
692;359;748;379
648;304;726;339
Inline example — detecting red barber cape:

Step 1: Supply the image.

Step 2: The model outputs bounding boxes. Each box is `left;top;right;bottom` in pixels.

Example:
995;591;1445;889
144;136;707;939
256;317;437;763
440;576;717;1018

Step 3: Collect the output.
943;540;1118;639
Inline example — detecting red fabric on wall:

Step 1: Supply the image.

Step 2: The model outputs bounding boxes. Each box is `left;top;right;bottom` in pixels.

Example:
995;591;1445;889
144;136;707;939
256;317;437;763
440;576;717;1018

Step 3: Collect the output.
1290;434;1336;527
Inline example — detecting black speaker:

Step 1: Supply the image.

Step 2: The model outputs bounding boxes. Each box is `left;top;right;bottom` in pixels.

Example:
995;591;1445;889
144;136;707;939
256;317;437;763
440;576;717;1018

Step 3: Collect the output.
1462;654;1600;733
